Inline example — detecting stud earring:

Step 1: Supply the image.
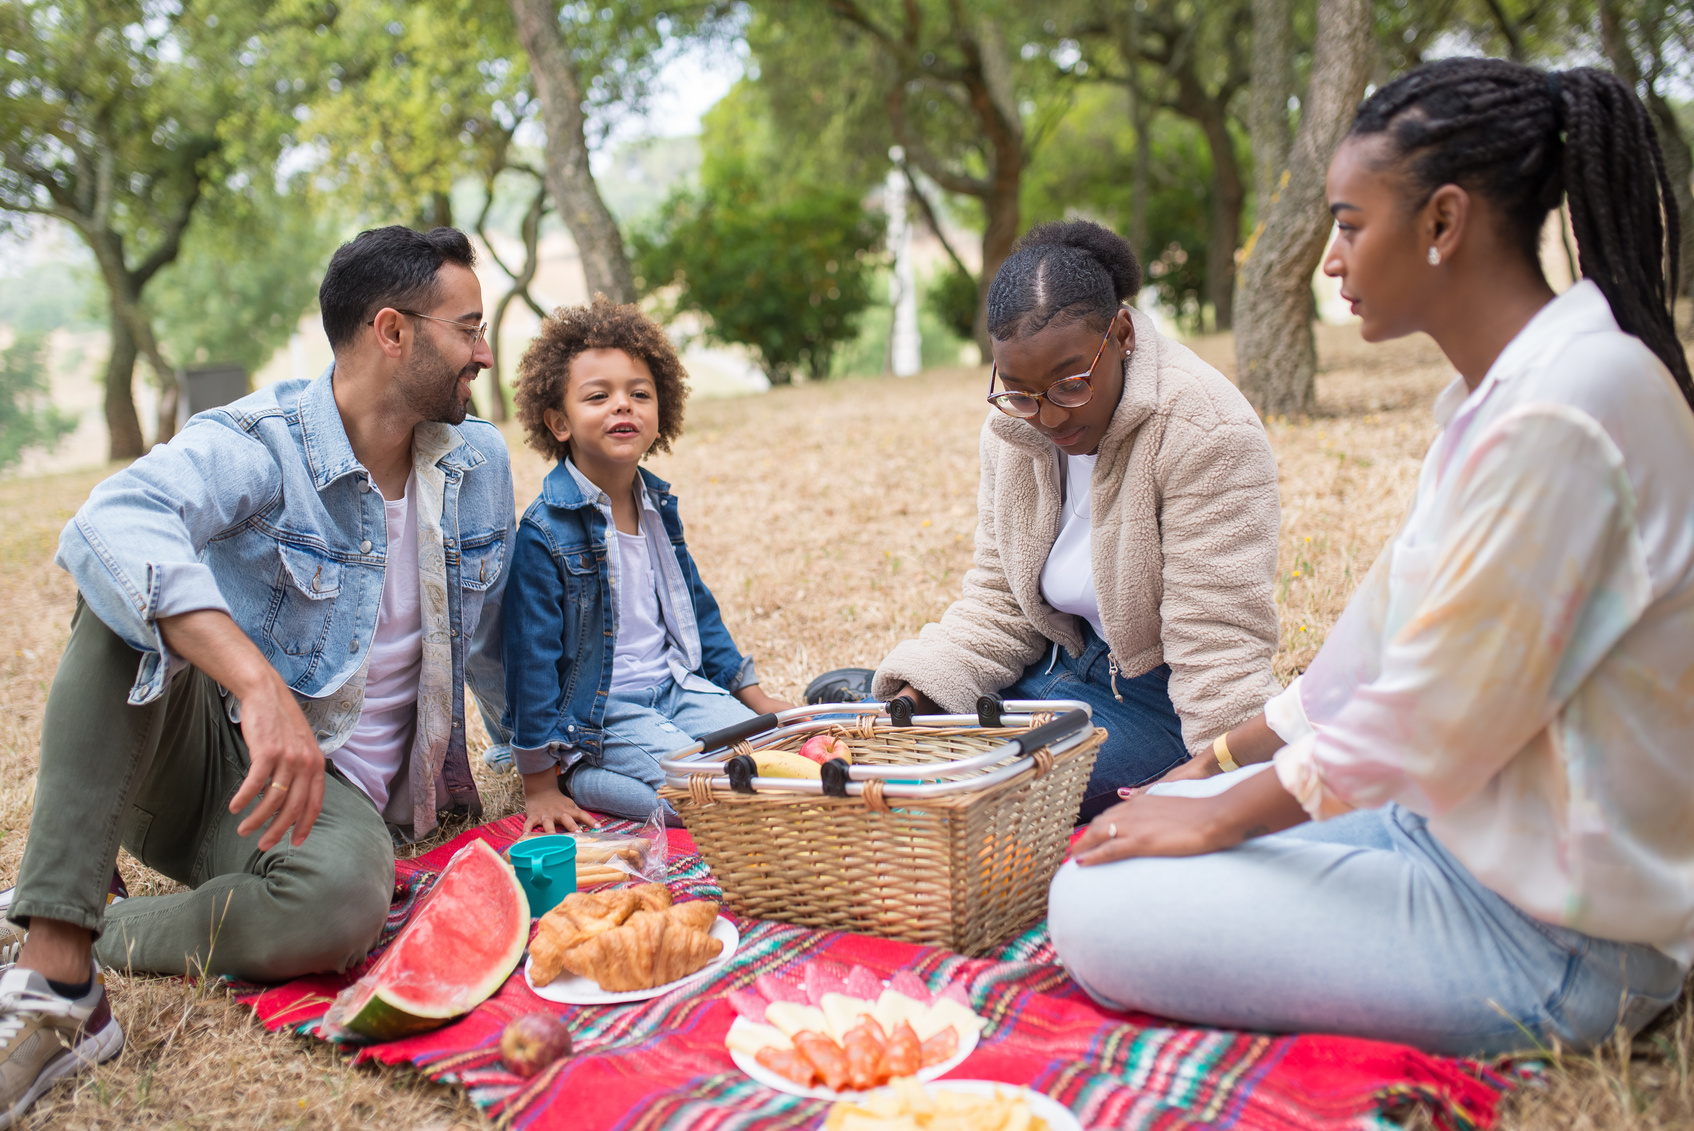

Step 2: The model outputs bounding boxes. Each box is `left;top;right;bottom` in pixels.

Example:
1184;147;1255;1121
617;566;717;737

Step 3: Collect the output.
1427;247;1441;266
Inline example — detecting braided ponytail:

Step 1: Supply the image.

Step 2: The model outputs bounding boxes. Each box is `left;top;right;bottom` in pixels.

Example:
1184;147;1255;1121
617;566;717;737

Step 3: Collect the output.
1351;58;1694;410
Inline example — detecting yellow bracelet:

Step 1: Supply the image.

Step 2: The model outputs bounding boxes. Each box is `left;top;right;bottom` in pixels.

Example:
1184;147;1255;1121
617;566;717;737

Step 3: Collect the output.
1212;732;1240;773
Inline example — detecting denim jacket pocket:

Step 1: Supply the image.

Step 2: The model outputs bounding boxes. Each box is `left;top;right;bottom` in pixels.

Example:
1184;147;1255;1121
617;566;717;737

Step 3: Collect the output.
268;542;341;657
457;531;505;592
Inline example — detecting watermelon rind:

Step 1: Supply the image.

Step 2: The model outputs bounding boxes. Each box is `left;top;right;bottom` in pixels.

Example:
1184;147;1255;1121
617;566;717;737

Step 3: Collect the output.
343;838;530;1041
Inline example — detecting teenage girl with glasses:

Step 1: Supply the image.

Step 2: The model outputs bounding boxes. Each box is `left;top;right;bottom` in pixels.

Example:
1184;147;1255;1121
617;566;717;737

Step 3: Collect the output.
1049;59;1694;1057
873;220;1285;823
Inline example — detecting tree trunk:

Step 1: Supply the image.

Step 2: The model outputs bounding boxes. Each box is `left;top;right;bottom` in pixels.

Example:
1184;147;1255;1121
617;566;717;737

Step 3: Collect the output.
1233;0;1374;416
1248;0;1296;211
1202;118;1245;330
1597;0;1694;307
509;0;635;303
973;173;1022;352
103;303;144;461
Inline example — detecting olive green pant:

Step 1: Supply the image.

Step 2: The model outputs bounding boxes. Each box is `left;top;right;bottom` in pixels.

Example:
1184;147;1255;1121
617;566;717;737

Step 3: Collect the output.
9;598;394;981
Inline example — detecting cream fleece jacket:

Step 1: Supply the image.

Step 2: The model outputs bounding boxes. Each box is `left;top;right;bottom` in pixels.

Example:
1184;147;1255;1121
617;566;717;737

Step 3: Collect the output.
873;308;1284;753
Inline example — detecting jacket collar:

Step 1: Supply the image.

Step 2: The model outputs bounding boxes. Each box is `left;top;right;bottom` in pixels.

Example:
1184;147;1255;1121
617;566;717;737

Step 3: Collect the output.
301;363;485;491
986;306;1163;464
543;458;672;510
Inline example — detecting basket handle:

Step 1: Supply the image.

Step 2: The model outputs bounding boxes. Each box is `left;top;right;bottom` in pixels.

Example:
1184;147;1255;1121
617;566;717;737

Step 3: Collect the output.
698;713;778;754
1013;709;1091;754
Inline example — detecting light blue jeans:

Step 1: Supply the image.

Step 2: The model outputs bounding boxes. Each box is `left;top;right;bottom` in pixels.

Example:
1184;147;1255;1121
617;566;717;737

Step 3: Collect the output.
566;678;755;820
1048;803;1687;1057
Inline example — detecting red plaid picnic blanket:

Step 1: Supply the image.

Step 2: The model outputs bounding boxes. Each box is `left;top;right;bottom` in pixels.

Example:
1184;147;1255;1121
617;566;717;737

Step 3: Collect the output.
239;816;1511;1129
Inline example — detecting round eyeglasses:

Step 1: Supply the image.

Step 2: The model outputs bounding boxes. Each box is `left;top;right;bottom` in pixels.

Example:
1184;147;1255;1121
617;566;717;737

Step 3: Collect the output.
986;323;1115;419
367;309;488;347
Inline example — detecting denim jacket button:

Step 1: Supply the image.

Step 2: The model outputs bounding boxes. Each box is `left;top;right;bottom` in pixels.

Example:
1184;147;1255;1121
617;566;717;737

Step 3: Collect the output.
349;638;359;652
359;478;371;492
359;540;373;554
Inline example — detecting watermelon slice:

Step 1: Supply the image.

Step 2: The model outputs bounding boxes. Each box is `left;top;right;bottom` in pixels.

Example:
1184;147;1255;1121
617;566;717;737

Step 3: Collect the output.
337;839;529;1041
888;970;931;1004
755;973;809;1005
842;965;883;1003
727;987;769;1024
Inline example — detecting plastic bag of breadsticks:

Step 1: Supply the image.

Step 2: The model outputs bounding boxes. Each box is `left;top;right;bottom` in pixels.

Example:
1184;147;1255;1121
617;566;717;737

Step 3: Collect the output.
569;806;667;887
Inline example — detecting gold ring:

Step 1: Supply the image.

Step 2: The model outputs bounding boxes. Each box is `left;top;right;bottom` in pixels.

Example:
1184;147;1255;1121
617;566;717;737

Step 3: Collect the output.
270;781;289;793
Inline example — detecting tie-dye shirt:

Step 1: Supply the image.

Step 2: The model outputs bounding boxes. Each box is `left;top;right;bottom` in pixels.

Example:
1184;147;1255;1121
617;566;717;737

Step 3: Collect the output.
1269;280;1694;963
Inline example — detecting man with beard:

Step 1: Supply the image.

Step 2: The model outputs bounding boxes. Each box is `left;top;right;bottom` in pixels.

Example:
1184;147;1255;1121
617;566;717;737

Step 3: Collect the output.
0;227;516;1113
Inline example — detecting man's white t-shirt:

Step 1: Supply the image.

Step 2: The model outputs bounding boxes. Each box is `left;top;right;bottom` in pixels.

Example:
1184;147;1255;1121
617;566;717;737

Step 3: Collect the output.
1039;451;1105;637
610;521;672;692
332;471;422;810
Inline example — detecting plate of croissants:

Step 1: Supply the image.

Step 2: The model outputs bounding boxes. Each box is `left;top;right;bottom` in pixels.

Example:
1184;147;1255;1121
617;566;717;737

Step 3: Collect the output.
523;883;738;1005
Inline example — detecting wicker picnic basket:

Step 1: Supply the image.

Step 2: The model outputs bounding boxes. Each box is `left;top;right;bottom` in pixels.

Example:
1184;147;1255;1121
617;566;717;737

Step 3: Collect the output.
658;699;1104;957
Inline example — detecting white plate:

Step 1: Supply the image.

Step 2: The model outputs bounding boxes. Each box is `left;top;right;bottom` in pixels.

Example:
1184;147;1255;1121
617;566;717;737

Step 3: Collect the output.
853;1080;1083;1131
728;1015;980;1101
523;916;739;1005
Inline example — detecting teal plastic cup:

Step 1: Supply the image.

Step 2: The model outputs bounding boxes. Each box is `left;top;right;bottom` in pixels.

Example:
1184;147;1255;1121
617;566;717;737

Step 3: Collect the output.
507;834;578;917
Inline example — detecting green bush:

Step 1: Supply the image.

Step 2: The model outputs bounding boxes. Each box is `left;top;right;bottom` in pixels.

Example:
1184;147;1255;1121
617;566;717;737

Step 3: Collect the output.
923;263;978;343
631;162;882;384
0;332;78;474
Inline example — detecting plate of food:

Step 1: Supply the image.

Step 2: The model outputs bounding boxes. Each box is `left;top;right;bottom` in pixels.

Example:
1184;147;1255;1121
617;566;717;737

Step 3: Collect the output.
723;963;985;1100
523;883;738;1005
824;1077;1081;1131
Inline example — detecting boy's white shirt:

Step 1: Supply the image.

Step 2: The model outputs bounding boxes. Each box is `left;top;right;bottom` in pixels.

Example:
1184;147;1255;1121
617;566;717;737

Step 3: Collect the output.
1266;280;1694;963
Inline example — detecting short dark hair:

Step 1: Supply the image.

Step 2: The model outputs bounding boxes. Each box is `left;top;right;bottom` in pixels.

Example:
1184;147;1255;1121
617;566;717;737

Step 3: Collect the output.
986;220;1142;340
318;226;477;350
515;294;689;465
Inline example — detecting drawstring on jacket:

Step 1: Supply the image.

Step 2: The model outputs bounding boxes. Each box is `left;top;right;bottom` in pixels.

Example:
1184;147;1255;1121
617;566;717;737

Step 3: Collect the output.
1107;655;1124;702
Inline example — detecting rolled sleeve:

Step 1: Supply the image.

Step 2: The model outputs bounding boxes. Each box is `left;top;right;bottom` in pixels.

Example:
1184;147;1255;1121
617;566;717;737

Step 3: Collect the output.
1264;676;1312;745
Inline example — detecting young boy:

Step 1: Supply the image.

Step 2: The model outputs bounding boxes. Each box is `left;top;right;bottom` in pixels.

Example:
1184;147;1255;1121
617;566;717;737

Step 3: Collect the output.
502;296;791;832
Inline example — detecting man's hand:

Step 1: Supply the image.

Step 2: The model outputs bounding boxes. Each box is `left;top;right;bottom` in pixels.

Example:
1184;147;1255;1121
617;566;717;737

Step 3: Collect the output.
521;769;602;835
734;685;795;716
1071;767;1309;867
157;609;327;852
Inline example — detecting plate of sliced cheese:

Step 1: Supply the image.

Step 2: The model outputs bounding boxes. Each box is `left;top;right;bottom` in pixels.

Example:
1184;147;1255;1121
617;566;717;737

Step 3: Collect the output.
825;1078;1082;1131
724;962;986;1100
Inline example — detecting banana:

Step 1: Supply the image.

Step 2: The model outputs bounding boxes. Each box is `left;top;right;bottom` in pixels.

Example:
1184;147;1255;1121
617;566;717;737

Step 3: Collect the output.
752;750;824;779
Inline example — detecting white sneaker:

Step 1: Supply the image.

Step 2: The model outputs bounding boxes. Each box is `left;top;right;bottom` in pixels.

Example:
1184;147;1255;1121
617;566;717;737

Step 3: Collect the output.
0;964;123;1127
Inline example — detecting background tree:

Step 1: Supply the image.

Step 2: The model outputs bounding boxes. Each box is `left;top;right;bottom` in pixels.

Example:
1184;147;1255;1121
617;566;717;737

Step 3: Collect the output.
0;331;79;474
0;0;301;458
782;0;1076;349
1233;0;1374;415
632;85;883;383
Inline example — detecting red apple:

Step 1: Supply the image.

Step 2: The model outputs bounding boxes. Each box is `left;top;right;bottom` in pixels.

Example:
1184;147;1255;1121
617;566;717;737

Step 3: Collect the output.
797;734;852;765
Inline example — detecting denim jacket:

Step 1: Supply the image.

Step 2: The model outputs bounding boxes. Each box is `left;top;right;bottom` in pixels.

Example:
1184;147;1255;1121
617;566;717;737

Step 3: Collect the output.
502;459;754;775
54;368;515;835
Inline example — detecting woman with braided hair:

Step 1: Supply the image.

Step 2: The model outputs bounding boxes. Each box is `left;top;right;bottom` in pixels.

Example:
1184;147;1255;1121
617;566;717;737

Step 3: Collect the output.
1049;57;1694;1056
873;219;1283;823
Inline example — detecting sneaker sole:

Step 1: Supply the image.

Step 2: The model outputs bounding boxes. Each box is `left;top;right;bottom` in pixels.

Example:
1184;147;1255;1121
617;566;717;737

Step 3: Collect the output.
0;1015;123;1130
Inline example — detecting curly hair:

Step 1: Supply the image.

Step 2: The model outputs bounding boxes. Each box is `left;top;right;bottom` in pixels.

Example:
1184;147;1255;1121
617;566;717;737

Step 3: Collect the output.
514;294;690;464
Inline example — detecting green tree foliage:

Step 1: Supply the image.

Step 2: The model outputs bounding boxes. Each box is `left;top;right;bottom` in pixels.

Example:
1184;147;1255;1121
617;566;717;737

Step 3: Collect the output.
631;83;882;383
150;180;335;376
0;331;78;474
0;0;316;458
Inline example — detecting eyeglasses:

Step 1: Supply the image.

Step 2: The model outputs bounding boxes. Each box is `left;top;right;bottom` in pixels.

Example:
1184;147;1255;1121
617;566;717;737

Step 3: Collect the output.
369;309;488;346
986;324;1114;418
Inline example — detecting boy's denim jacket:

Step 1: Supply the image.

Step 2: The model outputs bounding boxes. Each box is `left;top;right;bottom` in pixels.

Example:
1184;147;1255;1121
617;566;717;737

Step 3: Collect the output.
54;369;515;834
502;459;755;775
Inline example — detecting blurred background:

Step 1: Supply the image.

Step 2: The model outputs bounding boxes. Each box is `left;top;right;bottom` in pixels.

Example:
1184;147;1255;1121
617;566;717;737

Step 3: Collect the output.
0;0;1679;477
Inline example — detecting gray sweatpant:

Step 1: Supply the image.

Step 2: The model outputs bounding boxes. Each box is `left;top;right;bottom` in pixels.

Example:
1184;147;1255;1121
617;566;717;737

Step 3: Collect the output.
9;598;394;981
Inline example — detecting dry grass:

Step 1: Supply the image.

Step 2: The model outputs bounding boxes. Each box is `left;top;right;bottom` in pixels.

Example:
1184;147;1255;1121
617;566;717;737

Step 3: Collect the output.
0;322;1683;1127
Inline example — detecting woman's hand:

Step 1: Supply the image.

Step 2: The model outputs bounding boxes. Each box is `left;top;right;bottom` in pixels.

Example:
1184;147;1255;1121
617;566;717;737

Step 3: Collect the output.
890;684;938;713
1071;768;1310;867
521;769;602;836
1150;748;1220;784
735;685;795;715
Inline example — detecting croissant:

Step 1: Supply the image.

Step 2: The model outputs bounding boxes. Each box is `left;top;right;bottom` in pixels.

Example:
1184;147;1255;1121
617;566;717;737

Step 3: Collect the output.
553;902;724;991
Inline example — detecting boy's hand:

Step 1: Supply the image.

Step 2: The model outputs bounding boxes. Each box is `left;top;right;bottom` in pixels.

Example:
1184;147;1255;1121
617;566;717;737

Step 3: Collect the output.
735;685;795;715
521;768;602;835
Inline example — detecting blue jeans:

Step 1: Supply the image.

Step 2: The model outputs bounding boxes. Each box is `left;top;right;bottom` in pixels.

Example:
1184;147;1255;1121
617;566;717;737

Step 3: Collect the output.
566;678;756;820
1002;624;1189;823
1048;802;1686;1057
